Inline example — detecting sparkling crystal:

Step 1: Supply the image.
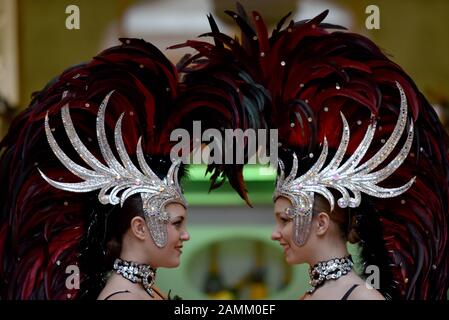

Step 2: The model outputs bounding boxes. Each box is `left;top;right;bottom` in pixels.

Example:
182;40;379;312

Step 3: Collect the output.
274;82;414;243
39;92;187;249
338;198;348;208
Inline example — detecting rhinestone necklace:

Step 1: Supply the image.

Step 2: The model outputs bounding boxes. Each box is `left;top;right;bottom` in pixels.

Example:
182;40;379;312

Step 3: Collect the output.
113;258;156;296
308;255;353;294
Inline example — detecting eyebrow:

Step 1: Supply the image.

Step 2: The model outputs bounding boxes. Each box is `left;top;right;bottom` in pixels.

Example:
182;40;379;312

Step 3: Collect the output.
276;211;292;219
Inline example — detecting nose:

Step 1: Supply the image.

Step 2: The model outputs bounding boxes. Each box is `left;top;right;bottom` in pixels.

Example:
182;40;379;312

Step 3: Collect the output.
180;229;190;242
271;227;281;241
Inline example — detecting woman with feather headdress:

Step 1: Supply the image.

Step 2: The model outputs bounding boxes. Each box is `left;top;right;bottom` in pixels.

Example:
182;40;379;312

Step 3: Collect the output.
0;35;265;299
175;4;449;300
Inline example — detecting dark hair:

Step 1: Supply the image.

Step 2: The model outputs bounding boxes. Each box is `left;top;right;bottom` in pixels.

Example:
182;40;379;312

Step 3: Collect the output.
78;155;187;299
312;194;360;243
103;195;144;265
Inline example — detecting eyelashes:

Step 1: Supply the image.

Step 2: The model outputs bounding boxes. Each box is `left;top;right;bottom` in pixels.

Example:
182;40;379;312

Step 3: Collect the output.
171;220;183;228
277;215;291;224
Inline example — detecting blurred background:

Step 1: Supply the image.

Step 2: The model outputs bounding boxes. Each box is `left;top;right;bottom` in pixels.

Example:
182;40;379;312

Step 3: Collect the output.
1;0;448;299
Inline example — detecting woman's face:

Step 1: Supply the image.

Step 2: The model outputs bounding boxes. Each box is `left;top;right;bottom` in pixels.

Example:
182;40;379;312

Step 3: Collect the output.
272;196;311;264
147;202;190;268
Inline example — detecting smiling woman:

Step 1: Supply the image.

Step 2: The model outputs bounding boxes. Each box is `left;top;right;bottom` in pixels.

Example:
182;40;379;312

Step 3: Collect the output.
186;4;449;300
0;38;194;300
37;93;191;300
0;23;265;298
272;195;385;300
95;181;190;300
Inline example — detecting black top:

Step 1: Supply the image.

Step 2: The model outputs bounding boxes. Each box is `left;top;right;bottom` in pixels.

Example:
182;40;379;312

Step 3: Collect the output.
104;290;131;300
341;284;359;300
103;288;165;300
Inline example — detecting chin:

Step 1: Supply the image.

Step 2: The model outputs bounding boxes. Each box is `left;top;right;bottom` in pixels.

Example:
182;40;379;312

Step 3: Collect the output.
285;254;295;265
285;252;304;265
165;259;180;268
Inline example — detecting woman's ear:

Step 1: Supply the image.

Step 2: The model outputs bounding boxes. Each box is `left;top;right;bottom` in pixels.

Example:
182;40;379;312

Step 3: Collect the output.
315;212;330;236
130;216;148;240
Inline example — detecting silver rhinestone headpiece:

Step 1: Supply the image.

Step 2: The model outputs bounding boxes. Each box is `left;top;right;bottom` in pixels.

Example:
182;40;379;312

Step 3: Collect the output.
38;91;187;248
273;82;416;246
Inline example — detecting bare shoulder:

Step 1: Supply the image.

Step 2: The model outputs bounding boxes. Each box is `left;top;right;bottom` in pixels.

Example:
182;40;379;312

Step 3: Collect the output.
348;285;385;300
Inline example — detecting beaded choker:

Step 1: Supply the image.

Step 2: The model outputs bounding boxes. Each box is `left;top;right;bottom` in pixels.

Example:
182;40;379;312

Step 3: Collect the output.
308;256;353;294
113;258;156;296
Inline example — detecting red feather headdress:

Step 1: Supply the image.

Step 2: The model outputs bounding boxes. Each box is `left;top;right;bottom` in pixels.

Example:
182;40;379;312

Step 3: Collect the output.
177;4;449;299
0;37;260;299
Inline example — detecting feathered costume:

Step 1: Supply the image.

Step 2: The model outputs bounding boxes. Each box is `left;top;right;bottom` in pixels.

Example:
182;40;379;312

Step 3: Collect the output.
175;5;449;299
0;37;261;299
170;33;269;205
